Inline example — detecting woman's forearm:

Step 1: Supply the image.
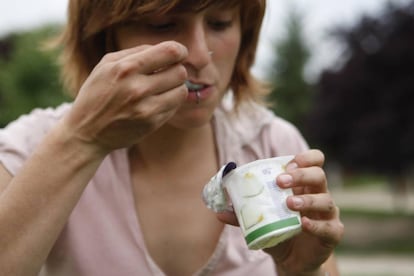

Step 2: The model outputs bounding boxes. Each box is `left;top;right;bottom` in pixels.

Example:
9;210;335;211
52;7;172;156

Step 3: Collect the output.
0;122;107;276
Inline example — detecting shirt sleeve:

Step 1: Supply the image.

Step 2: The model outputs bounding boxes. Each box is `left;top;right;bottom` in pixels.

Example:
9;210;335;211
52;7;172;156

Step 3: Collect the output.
245;113;309;161
267;115;309;157
0;104;70;175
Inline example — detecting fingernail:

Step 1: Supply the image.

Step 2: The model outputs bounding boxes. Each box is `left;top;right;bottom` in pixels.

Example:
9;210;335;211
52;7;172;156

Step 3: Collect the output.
286;162;298;172
292;196;304;208
278;174;293;187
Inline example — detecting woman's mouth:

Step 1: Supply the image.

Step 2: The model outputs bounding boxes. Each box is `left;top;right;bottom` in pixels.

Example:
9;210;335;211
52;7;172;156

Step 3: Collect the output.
185;80;204;92
185;80;208;104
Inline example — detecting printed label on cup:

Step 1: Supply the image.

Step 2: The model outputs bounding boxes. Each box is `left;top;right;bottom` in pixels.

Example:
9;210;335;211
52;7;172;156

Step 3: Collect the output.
202;156;302;250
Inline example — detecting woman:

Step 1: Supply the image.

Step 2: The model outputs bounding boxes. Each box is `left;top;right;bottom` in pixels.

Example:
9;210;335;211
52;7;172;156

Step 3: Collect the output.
0;0;344;275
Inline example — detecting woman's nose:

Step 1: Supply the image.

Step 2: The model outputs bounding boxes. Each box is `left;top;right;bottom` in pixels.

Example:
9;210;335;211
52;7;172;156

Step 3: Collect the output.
182;23;212;71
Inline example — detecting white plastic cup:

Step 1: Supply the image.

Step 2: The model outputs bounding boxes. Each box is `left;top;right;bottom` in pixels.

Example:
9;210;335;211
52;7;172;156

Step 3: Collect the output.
203;156;302;250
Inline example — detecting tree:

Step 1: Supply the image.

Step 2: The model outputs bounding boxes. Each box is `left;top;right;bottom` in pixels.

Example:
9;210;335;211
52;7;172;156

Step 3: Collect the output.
267;8;313;133
0;25;70;127
306;1;414;198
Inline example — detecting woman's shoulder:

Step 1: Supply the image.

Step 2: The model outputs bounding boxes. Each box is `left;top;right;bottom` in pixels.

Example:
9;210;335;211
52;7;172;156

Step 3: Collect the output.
2;103;71;131
1;103;72;145
214;101;308;161
216;101;304;141
0;103;72;174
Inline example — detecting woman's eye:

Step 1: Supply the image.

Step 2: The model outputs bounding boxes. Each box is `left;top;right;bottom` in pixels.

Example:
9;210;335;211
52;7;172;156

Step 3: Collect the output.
208;20;233;31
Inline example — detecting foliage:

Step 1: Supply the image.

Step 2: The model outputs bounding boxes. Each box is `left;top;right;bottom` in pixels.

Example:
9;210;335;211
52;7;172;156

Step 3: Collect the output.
267;8;313;133
306;1;414;176
0;25;70;127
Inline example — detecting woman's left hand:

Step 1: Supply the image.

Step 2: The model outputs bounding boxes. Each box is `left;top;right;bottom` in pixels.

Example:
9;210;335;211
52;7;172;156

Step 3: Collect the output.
265;149;344;275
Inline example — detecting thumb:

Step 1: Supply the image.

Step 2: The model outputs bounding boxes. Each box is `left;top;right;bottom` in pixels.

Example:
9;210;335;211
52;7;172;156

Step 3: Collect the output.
216;211;239;226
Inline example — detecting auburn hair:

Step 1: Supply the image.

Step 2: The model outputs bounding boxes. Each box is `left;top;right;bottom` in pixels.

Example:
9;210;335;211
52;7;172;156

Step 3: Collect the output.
59;0;268;107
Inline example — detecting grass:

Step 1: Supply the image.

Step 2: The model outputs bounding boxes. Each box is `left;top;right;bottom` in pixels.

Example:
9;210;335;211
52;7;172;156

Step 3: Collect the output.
336;209;414;255
342;173;388;188
340;208;414;219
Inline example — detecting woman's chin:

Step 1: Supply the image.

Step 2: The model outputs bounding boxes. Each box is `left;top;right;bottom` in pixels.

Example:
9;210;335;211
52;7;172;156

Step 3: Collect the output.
168;108;214;129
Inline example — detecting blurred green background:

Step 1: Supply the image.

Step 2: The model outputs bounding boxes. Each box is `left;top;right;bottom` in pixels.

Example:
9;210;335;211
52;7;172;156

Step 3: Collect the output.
0;25;70;126
0;1;413;275
267;2;414;275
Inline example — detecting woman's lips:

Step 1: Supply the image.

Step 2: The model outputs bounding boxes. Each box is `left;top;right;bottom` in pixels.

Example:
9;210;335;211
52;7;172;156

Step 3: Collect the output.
184;80;212;103
185;80;204;91
185;81;213;103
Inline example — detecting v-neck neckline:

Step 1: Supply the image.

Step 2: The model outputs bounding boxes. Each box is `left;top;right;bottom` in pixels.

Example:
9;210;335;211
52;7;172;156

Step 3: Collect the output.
118;118;230;275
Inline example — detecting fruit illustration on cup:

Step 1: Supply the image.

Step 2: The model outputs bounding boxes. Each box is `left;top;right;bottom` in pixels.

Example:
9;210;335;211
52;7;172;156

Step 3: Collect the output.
238;172;266;229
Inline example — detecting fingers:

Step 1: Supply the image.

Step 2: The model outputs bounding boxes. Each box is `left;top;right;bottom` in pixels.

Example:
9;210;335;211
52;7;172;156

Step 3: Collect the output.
138;62;188;96
293;149;325;168
286;194;336;214
100;41;188;100
141;41;188;74
115;41;188;75
128;62;188;120
277;150;344;251
286;191;344;247
216;211;239;226
301;212;344;247
278;167;327;190
277;150;327;194
101;44;151;62
134;83;188;122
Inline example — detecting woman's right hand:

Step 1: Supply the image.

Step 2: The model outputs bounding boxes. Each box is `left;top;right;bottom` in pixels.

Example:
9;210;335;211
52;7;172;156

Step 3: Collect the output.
61;41;189;154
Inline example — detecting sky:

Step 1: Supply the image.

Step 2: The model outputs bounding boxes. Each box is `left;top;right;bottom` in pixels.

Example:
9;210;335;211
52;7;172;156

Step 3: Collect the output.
0;0;412;81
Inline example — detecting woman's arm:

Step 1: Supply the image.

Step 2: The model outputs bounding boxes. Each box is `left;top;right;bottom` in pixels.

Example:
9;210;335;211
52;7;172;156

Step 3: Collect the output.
0;41;189;276
0;122;106;276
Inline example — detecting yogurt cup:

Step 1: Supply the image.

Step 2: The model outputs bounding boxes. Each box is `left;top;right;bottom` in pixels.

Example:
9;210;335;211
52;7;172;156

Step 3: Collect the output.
202;156;302;250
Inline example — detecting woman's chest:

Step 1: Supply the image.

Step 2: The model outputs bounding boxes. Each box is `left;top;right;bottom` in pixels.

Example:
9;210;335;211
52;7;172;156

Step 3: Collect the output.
130;157;223;275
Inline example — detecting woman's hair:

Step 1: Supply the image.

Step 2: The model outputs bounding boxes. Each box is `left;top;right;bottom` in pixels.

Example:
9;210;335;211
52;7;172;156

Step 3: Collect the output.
59;0;268;107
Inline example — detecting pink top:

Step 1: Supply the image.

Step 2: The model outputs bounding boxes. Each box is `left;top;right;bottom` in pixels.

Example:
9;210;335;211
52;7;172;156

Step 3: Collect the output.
0;101;308;276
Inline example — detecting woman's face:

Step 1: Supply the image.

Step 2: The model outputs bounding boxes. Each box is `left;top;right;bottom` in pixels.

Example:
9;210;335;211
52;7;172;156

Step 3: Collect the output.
114;5;241;128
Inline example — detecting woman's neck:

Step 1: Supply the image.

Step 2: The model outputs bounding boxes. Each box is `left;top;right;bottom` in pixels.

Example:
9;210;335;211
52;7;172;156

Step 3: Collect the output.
129;122;217;171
